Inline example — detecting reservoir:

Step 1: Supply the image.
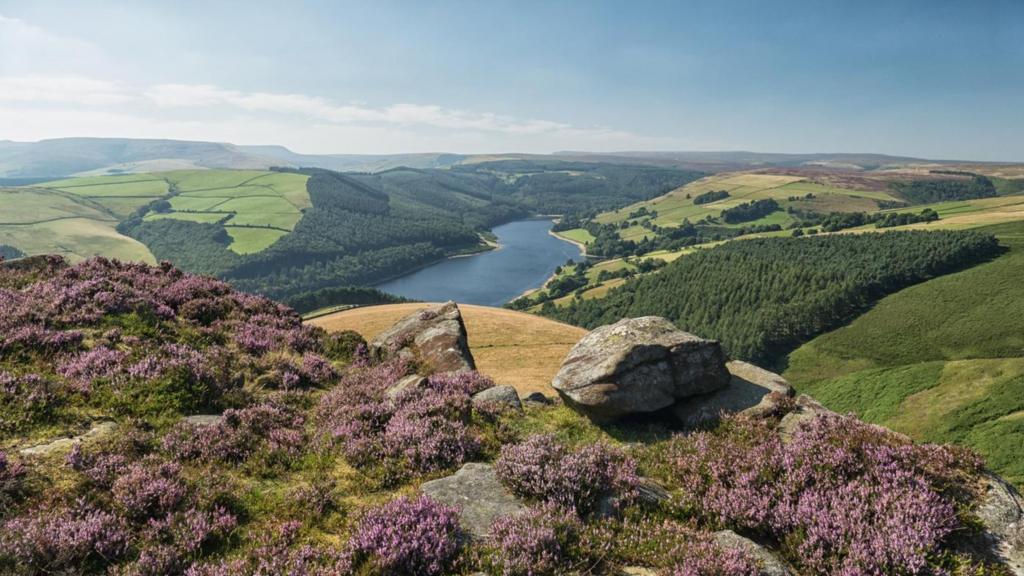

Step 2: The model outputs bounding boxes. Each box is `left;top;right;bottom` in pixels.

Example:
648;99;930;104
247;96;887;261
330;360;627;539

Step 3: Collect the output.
376;218;584;306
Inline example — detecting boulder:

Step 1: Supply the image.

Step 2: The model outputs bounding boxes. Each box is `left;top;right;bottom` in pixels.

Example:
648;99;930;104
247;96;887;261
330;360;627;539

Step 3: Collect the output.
420;463;526;538
384;374;428;400
523;391;554;407
963;472;1024;574
671;360;795;429
472;385;522;411
713;530;794;576
551;317;730;421
19;421;117;457
370;301;475;373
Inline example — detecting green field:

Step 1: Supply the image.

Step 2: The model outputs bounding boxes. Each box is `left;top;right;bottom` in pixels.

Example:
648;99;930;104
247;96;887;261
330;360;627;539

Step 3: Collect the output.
785;220;1024;485
0;188;156;263
554;227;596;245
595;172;902;236
119;169;311;253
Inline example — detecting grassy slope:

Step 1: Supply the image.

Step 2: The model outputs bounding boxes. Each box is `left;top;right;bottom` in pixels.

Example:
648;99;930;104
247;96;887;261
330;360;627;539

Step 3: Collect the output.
0;187;156;263
785;220;1024;485
308;303;587;396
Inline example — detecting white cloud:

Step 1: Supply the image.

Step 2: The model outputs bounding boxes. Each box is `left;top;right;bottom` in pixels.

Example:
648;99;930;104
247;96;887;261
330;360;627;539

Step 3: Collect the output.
0;73;688;153
0;15;105;75
0;76;134;105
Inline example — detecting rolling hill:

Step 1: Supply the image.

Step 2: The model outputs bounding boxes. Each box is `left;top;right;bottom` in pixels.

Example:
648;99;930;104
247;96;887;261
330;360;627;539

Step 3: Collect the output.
784;220;1024;485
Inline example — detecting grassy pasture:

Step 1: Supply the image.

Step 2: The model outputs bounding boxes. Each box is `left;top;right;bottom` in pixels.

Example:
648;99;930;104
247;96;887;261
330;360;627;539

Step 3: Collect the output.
785;220;1024;485
555;228;596;245
224;227;288;254
309;303;587;396
595;172;897;236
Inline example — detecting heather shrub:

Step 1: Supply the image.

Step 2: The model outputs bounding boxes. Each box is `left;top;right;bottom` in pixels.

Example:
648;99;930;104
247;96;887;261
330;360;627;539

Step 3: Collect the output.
318;329;367;363
0;502;131;573
185;521;346;576
0;451;27;517
0;371;65;434
346;495;462;576
316;360;487;481
659;413;978;575
163;400;305;473
609;517;760;575
478;504;606;576
495;434;639;514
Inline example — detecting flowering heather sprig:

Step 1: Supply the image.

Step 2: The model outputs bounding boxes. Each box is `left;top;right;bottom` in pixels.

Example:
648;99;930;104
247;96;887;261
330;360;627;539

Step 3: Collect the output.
0;501;131;571
426;370;495;396
163;401;305;465
482;503;587;576
0;451;27;515
663;412;971;575
185;521;344;576
111;459;187;520
495;434;640;514
0;371;62;432
610;517;760;575
347;495;462;576
58;346;129;392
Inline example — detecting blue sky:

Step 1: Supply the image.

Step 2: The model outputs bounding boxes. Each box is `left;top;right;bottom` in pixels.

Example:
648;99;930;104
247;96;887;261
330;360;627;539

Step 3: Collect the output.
0;0;1021;160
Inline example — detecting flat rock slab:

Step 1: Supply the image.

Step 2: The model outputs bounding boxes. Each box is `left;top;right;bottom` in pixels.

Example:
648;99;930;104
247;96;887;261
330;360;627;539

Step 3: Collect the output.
420;463;525;538
714;530;794;576
472;385;522;411
370;301;475;373
552;316;730;422
19;421;117;457
672;360;794;429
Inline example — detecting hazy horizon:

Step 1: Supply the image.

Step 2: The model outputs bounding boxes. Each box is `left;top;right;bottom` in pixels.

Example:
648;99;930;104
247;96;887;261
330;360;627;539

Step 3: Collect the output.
1;0;1022;161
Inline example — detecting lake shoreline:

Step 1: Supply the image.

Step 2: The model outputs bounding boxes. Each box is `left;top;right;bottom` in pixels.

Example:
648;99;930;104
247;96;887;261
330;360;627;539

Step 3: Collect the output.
374;218;584;306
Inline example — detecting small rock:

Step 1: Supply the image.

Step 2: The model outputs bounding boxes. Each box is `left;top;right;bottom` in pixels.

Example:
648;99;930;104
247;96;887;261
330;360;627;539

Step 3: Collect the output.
635;477;671;508
19;421;117;457
552;317;731;422
385;374;428;399
420;463;526;538
713;530;794;576
183;415;221;426
370;301;475;373
777;395;834;444
671;360;794;429
619;568;658;576
523;391;554;407
472;385;522;411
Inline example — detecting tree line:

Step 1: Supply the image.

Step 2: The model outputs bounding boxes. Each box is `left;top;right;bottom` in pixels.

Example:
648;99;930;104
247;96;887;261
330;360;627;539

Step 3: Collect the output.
542;230;1002;365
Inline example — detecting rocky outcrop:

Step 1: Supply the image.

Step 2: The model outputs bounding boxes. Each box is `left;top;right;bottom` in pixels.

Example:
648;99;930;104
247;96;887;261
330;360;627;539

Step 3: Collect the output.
964;473;1024;575
713;530;794;576
471;385;522;411
420;463;526;538
551;317;730;421
671;360;795;429
370;301;475;373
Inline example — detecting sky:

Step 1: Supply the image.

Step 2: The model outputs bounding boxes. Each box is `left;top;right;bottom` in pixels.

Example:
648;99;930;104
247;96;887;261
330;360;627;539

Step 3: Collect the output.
0;0;1021;160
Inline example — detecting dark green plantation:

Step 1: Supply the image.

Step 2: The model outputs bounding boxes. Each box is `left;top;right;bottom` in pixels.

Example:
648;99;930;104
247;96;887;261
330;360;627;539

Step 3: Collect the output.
543;230;1003;365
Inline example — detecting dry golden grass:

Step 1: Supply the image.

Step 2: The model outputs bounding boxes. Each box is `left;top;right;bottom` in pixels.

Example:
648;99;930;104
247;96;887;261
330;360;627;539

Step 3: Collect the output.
307;303;587;396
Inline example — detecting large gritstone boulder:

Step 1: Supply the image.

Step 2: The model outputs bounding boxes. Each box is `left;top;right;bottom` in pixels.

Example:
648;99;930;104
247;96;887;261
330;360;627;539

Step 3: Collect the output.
551;316;730;421
370;301;475;373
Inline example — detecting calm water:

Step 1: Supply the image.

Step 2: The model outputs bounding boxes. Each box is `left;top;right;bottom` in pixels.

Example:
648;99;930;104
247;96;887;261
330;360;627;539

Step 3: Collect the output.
376;219;584;306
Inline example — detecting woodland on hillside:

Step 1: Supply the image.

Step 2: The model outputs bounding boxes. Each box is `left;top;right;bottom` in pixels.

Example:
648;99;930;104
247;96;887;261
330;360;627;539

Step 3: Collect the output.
544;230;1002;365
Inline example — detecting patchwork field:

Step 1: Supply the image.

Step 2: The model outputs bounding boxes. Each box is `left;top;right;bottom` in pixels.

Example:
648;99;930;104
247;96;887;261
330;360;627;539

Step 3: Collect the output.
145;170;311;254
594;172;903;240
785;220;1024;485
308;303;587;396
